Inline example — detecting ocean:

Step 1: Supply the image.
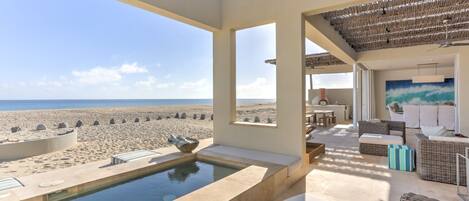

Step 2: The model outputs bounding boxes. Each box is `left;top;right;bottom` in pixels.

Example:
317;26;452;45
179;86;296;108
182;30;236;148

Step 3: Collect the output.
0;99;275;111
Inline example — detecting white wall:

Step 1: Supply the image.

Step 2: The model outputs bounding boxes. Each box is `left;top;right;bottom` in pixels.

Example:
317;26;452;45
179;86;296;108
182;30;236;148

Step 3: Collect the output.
211;0;373;158
213;12;306;158
374;66;454;120
309;89;353;106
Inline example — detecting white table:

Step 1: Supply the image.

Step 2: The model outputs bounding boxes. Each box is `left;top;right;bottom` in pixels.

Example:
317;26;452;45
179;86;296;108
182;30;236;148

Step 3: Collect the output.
310;105;350;123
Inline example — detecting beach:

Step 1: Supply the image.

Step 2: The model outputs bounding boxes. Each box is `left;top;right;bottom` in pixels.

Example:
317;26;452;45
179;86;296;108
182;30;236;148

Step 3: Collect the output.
0;104;275;178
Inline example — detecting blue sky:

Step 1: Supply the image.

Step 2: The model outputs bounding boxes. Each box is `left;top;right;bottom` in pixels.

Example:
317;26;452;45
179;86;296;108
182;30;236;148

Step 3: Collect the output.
0;0;348;100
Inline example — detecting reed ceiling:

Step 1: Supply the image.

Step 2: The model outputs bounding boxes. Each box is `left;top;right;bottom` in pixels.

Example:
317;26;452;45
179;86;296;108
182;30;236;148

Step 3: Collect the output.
321;0;469;52
265;53;345;68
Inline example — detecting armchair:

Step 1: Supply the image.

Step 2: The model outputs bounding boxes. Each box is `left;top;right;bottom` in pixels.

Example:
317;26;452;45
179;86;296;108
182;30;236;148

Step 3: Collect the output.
416;134;469;185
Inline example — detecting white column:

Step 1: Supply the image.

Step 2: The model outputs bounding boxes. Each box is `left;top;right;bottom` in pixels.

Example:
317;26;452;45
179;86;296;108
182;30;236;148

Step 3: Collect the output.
455;47;469;134
454;56;459;133
362;69;369;121
353;63;358;128
357;67;363;121
369;70;376;119
308;74;313;105
361;68;375;121
213;14;306;158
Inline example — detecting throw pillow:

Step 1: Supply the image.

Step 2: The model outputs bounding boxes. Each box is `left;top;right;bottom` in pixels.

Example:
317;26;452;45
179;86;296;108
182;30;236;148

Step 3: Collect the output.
421;126;447;137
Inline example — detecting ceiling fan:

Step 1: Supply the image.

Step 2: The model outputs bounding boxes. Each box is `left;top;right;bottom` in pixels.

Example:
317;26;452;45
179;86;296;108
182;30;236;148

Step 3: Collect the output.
436;18;469;48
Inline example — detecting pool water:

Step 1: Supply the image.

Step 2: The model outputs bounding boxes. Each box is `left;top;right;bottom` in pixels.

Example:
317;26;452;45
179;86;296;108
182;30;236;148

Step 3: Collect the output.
66;160;239;201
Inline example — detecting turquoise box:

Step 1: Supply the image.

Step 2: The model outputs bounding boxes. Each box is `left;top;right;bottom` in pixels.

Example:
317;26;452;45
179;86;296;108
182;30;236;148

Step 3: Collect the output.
388;144;415;171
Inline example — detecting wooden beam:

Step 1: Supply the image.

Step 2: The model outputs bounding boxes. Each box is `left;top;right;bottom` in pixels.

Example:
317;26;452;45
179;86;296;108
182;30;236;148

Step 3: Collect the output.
266;53;345;68
351;29;469;46
342;21;469;40
326;0;466;25
305;15;357;64
320;0;469;52
324;0;463;21
330;6;469;32
354;29;469;51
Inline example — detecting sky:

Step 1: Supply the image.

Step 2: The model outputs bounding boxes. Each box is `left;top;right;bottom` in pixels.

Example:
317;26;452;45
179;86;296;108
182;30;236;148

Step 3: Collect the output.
0;0;350;100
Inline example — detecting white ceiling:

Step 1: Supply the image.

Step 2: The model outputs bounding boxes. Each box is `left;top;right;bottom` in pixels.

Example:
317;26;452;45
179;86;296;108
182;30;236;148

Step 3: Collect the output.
363;54;455;71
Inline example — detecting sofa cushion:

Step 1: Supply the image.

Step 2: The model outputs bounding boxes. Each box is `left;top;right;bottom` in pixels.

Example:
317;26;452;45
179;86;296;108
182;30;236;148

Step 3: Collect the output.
429;136;469;143
403;105;420;128
359;133;403;145
419;105;438;127
438;105;455;130
421;126;451;137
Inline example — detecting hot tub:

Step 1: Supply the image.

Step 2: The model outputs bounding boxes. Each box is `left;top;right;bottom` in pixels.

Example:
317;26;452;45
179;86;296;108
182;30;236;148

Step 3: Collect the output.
55;160;240;201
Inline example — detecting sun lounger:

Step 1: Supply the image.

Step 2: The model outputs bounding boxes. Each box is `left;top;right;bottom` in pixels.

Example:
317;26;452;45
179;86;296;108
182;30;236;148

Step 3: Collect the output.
0;177;23;191
111;150;160;165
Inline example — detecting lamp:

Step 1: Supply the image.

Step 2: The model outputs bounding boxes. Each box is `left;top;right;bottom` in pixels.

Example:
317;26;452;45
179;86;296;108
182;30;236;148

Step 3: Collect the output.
412;63;445;83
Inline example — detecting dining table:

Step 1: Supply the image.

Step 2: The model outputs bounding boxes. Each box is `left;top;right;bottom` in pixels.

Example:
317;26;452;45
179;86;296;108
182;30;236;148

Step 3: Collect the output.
310;110;335;127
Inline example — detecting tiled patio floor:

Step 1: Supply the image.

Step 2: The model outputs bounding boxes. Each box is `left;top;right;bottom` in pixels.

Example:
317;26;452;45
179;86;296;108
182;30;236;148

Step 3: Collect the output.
276;124;459;201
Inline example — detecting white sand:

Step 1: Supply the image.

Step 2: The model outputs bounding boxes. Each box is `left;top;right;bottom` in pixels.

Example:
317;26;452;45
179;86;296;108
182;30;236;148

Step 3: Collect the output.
0;104;275;178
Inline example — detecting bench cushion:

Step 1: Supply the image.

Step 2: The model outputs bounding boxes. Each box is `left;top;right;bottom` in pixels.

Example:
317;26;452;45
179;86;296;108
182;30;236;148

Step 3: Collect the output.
429;136;469;143
198;145;301;176
359;133;403;145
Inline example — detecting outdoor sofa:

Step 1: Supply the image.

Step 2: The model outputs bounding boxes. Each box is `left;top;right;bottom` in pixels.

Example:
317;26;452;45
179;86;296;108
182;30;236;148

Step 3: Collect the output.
358;120;406;156
416;134;469;185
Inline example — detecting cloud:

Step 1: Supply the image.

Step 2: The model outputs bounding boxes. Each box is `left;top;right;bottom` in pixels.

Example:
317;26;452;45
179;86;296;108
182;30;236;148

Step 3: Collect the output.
73;67;122;84
135;76;174;89
0;83;9;89
156;83;175;88
237;77;275;99
72;63;147;85
135;76;156;87
35;81;63;88
178;78;212;98
180;79;209;89
118;63;148;74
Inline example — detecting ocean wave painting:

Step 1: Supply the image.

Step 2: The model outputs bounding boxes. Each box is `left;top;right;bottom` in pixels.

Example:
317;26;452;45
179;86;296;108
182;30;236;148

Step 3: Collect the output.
385;78;454;112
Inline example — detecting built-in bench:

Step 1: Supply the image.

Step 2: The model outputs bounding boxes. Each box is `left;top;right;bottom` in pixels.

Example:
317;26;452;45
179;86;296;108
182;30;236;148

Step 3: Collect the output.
198;145;301;176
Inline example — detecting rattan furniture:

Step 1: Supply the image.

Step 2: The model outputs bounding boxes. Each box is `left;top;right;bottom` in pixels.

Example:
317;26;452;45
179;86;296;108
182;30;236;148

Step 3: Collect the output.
358;121;406;156
400;192;439;201
416;134;469;185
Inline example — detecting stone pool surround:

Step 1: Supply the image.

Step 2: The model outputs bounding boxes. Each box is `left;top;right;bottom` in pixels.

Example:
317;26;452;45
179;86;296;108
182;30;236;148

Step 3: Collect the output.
0;138;309;201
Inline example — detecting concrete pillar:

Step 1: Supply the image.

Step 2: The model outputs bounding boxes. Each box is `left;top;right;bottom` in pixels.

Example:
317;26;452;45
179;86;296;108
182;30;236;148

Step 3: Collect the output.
308;74;313;105
357;67;363;121
361;69;369;121
361;68;374;121
212;13;306;157
274;12;306;156
455;47;469;134
353;63;358;128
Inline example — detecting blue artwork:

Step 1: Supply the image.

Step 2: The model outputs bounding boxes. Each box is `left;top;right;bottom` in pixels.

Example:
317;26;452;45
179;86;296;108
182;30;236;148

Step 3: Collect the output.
385;78;454;112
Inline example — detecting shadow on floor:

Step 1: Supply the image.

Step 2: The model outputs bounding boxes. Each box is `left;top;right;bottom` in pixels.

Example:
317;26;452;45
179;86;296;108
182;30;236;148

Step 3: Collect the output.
275;125;458;201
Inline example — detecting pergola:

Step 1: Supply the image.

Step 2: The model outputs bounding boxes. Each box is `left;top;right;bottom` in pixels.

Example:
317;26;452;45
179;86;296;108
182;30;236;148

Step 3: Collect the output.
321;0;469;51
265;53;345;68
265;53;348;99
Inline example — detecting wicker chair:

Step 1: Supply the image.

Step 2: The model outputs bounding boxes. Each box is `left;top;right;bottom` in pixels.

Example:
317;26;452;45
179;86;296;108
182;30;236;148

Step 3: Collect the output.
358;121;406;156
416;134;469;185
